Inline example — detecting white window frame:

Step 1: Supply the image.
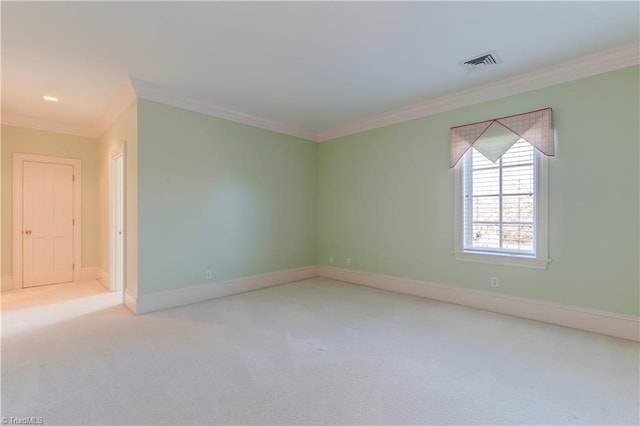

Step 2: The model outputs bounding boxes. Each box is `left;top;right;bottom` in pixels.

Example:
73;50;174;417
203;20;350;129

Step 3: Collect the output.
453;147;550;269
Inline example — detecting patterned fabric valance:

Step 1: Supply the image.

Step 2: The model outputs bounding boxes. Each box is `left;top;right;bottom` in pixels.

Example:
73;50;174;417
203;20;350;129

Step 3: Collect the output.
450;108;554;168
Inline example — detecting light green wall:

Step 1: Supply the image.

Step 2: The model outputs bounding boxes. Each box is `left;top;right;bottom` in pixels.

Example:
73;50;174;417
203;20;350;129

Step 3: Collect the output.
1;125;99;275
318;66;640;316
136;99;317;294
3;67;636;318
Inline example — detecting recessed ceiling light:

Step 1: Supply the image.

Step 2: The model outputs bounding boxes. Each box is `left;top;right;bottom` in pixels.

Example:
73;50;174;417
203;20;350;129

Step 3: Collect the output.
42;95;59;102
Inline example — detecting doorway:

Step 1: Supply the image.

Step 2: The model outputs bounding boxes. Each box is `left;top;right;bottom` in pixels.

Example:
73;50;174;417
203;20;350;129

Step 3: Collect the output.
12;153;82;288
110;151;125;292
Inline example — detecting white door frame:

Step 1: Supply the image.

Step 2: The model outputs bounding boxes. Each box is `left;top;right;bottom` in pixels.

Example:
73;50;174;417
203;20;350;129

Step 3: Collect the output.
110;150;125;292
12;153;82;289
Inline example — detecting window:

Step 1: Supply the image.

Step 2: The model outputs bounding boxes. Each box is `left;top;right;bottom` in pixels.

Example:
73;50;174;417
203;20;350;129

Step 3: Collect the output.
454;139;549;269
450;108;553;268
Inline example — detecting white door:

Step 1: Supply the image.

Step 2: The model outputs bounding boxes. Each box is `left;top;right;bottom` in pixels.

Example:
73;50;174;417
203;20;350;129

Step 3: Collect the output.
22;161;75;287
110;153;124;292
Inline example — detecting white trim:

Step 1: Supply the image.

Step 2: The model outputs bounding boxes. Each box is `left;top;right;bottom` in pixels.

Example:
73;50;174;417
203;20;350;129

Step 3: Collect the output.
120;140;129;307
2;44;636;143
128;266;316;315
2;276;14;292
129;78;318;141
316;266;640;342
316;42;640;142
453;148;549;269
537;150;549;262
12;154;83;288
1;113;99;138
453;252;549;269
110;151;125;293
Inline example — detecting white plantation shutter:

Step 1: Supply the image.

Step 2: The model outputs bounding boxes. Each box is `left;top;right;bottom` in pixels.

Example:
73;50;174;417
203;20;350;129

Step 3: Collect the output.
462;139;536;255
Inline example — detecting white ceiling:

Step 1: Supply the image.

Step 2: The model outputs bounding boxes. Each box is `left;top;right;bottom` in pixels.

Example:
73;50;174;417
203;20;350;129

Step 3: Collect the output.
2;1;639;137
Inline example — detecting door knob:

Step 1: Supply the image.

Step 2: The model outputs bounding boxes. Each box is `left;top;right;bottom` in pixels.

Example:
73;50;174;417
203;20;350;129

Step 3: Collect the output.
25;230;32;235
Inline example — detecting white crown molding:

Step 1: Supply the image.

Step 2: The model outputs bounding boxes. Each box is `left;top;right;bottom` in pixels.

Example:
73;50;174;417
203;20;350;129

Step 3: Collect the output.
316;266;640;342
316;42;640;142
1;113;99;138
129;78;318;142
3;43;637;142
94;80;137;138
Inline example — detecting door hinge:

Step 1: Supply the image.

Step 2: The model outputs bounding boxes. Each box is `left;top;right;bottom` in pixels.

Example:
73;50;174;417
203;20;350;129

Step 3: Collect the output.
72;264;75;270
72;219;75;226
72;175;75;182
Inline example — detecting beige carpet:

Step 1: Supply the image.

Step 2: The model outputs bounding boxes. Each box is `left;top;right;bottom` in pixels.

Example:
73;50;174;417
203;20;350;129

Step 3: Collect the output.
1;278;638;425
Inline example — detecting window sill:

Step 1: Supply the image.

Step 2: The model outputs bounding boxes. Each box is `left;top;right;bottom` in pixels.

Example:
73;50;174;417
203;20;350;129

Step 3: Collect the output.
453;251;550;269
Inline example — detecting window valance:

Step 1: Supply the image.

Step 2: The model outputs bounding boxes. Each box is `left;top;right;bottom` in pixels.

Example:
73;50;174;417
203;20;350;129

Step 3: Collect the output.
450;107;554;168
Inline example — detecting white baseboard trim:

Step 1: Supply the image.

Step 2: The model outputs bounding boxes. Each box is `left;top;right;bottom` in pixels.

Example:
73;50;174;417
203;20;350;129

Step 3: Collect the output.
131;265;317;315
2;276;14;292
316;266;640;342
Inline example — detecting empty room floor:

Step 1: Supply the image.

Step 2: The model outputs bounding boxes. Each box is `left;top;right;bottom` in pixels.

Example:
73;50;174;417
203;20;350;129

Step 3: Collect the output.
2;278;638;425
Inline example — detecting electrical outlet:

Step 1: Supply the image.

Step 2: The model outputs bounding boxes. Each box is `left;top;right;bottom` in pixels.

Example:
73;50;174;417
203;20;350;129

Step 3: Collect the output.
206;270;213;280
490;276;499;287
329;256;334;264
346;257;351;267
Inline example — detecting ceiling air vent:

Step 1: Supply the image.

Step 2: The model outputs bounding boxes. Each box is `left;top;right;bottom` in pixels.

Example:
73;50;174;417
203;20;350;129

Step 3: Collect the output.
459;50;502;74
